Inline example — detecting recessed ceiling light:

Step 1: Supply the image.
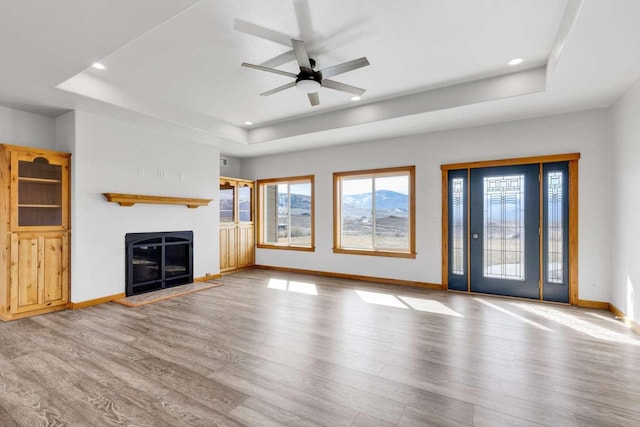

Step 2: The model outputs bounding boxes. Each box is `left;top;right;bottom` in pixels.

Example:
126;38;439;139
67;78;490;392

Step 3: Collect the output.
351;96;361;101
244;121;253;126
508;58;523;66
92;62;106;70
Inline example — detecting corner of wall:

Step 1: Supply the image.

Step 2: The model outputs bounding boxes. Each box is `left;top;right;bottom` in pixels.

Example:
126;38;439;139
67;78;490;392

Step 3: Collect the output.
0;105;57;149
220;153;242;178
606;76;640;326
55;111;76;153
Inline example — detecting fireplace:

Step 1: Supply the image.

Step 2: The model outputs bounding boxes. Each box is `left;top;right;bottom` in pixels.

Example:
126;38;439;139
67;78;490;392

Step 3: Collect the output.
125;231;193;296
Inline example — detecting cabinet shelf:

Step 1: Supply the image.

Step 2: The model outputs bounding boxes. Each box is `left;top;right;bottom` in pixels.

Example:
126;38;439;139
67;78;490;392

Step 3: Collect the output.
103;193;212;208
18;204;62;208
18;177;62;184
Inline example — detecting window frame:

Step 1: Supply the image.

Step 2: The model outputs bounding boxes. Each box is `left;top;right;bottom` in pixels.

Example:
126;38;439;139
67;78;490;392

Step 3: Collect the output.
256;175;315;252
333;166;416;258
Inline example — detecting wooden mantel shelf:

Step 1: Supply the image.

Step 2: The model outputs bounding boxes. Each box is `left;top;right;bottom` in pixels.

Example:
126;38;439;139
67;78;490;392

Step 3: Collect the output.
103;193;212;209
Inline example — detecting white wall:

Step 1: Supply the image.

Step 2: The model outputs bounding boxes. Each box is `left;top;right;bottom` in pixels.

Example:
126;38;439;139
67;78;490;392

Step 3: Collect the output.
241;109;611;301
56;110;220;302
0;105;56;149
609;80;640;322
219;154;242;179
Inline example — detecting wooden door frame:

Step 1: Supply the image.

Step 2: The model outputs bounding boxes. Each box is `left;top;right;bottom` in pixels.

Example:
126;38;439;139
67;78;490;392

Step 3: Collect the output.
441;153;580;305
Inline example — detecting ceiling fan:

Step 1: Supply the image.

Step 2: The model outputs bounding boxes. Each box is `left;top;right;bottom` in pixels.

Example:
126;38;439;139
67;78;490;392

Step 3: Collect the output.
241;38;370;107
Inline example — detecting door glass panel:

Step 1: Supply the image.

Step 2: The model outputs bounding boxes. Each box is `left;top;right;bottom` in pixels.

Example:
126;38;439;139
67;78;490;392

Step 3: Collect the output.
220;185;234;223
451;177;465;275
238;186;252;222
483;174;526;281
547;171;564;284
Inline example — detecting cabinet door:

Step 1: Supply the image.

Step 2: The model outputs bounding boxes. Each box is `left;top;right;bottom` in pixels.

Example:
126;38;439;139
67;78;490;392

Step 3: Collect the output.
220;226;237;272
10;234;40;312
237;224;255;269
42;233;69;305
11;151;69;231
10;232;68;314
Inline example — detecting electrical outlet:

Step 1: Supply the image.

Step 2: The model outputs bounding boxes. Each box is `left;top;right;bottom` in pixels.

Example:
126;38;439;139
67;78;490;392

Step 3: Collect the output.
163;171;169;180
179;173;185;182
138;168;145;177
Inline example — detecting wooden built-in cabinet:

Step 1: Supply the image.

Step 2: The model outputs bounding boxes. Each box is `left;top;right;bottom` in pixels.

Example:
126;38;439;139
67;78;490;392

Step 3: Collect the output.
220;177;254;273
0;144;70;320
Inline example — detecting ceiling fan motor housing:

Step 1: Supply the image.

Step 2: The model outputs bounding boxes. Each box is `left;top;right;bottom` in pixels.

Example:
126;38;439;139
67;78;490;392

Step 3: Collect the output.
296;68;322;85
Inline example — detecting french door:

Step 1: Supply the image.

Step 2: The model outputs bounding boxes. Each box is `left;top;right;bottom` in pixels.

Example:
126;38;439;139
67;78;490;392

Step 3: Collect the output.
444;155;577;303
470;164;540;299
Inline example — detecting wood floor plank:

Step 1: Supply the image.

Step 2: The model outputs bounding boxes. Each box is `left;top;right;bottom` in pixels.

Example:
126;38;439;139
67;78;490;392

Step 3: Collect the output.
397;405;471;427
209;364;359;426
228;358;407;424
0;356;89;426
471;406;547;427
228;397;323;427
0;268;639;426
305;360;476;425
350;413;398;427
66;352;241;426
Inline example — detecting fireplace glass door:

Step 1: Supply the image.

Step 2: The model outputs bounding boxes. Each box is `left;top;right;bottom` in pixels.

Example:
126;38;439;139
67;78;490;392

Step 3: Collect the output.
126;231;193;296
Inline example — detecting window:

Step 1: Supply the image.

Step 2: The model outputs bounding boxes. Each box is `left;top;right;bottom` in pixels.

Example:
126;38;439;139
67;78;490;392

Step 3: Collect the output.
257;175;314;251
334;166;415;258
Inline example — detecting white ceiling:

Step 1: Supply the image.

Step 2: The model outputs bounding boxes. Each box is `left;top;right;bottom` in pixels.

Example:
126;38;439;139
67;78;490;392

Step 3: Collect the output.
2;0;640;157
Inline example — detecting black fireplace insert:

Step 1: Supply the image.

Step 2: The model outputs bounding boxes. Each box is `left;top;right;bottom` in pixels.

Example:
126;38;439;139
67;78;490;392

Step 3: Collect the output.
125;231;193;296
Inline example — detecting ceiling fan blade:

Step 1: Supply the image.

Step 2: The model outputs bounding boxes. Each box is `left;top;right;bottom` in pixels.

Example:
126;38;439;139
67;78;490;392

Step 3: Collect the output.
234;19;292;47
319;57;370;79
261;50;297;68
241;63;297;78
293;0;315;41
308;92;320;106
292;39;312;70
322;79;366;96
261;82;296;96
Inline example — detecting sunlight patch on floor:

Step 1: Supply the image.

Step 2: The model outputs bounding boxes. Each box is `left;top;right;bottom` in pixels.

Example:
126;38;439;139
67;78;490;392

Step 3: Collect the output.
355;290;463;317
356;290;408;309
511;302;640;345
267;278;318;295
474;298;552;331
585;311;624;326
398;296;463;317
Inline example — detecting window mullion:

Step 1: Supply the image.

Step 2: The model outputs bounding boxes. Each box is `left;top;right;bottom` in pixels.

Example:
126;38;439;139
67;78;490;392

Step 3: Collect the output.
287;185;292;245
371;177;376;250
340;180;345;248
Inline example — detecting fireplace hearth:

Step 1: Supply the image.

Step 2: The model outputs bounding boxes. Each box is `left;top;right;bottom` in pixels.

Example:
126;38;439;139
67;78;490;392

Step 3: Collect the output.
125;231;193;296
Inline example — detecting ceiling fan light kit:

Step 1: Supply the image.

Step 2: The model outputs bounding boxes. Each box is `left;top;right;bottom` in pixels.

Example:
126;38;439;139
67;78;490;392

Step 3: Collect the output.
296;79;321;93
242;38;369;106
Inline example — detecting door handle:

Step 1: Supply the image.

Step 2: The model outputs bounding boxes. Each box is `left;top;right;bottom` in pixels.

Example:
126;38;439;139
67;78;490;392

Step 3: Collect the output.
472;233;479;239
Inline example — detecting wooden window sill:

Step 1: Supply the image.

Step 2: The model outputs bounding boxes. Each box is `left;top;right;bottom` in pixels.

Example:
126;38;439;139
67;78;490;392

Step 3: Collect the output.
257;244;315;252
333;248;417;259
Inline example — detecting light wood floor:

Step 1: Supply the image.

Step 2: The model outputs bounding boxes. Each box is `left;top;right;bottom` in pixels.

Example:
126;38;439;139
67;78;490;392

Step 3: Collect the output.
1;269;639;426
